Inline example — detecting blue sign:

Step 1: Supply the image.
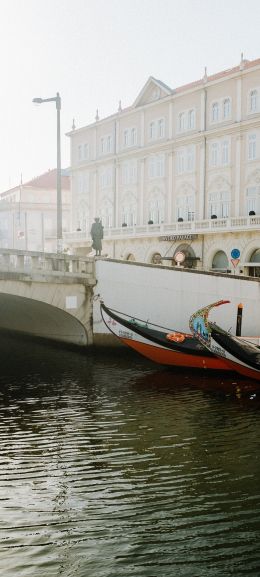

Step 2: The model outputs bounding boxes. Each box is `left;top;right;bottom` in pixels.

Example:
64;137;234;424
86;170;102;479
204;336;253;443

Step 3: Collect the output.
231;248;240;259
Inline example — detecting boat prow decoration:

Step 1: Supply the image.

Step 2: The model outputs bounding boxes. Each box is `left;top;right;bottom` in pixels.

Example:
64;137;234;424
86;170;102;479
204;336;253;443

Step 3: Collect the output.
189;299;230;348
189;300;260;382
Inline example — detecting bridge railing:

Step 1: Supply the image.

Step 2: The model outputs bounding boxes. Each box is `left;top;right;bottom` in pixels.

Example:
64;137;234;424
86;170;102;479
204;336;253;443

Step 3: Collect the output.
0;248;95;280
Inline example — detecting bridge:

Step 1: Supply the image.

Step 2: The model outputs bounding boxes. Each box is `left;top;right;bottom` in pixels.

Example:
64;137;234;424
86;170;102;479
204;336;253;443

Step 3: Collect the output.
0;248;96;347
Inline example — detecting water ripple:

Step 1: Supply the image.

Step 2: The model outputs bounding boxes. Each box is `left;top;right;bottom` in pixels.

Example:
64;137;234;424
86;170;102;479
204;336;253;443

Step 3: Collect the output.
0;338;259;576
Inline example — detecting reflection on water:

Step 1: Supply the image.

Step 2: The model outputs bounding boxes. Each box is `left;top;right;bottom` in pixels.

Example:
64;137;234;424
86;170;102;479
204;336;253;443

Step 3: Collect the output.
0;333;260;577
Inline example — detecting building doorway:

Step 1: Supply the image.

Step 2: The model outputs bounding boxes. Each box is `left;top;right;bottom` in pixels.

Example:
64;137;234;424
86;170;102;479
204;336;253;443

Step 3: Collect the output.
173;244;198;268
248;249;260;277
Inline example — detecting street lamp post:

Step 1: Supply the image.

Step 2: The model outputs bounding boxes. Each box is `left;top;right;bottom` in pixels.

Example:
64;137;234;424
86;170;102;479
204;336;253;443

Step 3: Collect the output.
32;92;62;253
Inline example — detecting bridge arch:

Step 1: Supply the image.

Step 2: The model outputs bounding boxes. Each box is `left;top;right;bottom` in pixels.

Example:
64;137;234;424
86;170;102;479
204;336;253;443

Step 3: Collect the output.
0;292;89;346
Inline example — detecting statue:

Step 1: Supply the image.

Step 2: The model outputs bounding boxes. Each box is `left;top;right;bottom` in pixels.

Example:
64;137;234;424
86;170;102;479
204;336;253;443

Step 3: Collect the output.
90;217;103;256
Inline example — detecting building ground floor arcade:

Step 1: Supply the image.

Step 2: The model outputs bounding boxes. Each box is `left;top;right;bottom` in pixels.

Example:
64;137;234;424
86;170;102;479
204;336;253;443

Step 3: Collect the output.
98;230;260;277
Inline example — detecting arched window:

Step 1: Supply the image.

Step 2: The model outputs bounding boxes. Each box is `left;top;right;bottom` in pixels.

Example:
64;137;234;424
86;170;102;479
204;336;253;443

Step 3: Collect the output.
212;251;229;270
149;121;156;139
212;102;219;122
151;253;162;264
250;90;258;112
178;112;186;132
126;253;135;262
248;134;256;160
188;109;195;129
131;127;137;145
248;249;260;277
221;141;229;165
210;143;219;166
158;118;165;138
223;98;231;119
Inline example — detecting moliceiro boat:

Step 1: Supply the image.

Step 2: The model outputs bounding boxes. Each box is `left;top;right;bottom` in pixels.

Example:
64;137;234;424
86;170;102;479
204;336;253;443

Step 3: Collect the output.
189;300;260;382
100;301;230;371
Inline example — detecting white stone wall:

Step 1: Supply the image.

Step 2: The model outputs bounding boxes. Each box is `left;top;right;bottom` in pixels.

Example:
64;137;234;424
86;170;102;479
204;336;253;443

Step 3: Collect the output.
94;259;260;338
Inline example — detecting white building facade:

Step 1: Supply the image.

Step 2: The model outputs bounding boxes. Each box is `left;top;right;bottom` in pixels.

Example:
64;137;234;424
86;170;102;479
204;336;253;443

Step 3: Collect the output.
0;169;71;253
66;56;260;276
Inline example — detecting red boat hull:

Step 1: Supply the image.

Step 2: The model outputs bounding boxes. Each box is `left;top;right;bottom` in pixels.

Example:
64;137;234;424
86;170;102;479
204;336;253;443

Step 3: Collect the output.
121;337;230;371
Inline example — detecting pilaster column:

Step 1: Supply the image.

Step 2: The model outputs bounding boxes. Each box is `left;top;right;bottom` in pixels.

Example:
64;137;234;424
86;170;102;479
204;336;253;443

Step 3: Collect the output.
168;151;174;222
236;78;242;122
235;135;242;216
140;158;145;224
115;119;119;154
140;111;145;147
93;170;97;218
168;101;173;140
199;139;206;219
200;89;206;132
114;161;120;227
93;126;97;160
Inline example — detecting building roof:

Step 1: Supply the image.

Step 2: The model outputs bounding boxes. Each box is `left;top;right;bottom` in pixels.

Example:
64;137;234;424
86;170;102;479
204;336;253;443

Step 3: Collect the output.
67;56;260;135
24;168;70;189
175;57;260;93
0;168;70;198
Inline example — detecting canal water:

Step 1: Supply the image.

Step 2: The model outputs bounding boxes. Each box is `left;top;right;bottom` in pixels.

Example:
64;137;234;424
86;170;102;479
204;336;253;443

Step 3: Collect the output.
0;333;260;577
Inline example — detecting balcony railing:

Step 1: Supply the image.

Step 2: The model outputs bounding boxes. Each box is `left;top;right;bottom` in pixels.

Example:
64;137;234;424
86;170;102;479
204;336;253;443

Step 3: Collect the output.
64;215;260;243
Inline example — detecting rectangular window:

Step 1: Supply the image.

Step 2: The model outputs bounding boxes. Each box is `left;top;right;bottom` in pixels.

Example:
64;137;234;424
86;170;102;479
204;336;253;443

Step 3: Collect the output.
157;155;164;177
221;141;229;165
208;191;230;218
122;164;129;185
177;150;185;174
187;146;195;172
130;161;137;183
246;186;260;214
210;143;219;166
78;145;82;161
100;168;112;188
149;157;156;178
149;156;164;178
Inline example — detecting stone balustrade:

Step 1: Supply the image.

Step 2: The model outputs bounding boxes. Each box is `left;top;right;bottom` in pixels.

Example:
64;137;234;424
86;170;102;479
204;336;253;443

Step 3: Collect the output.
64;214;260;243
0;248;95;281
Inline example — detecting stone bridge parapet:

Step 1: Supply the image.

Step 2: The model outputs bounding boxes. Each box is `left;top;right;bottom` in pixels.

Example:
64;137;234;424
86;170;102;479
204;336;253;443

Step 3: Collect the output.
0;248;96;284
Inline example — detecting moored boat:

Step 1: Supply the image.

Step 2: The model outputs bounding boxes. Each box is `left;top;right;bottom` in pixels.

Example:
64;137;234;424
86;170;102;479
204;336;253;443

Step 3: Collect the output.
189;300;260;381
100;301;231;371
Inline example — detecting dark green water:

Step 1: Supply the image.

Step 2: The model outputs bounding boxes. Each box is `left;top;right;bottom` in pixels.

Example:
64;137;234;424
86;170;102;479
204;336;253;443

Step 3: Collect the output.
0;334;260;577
